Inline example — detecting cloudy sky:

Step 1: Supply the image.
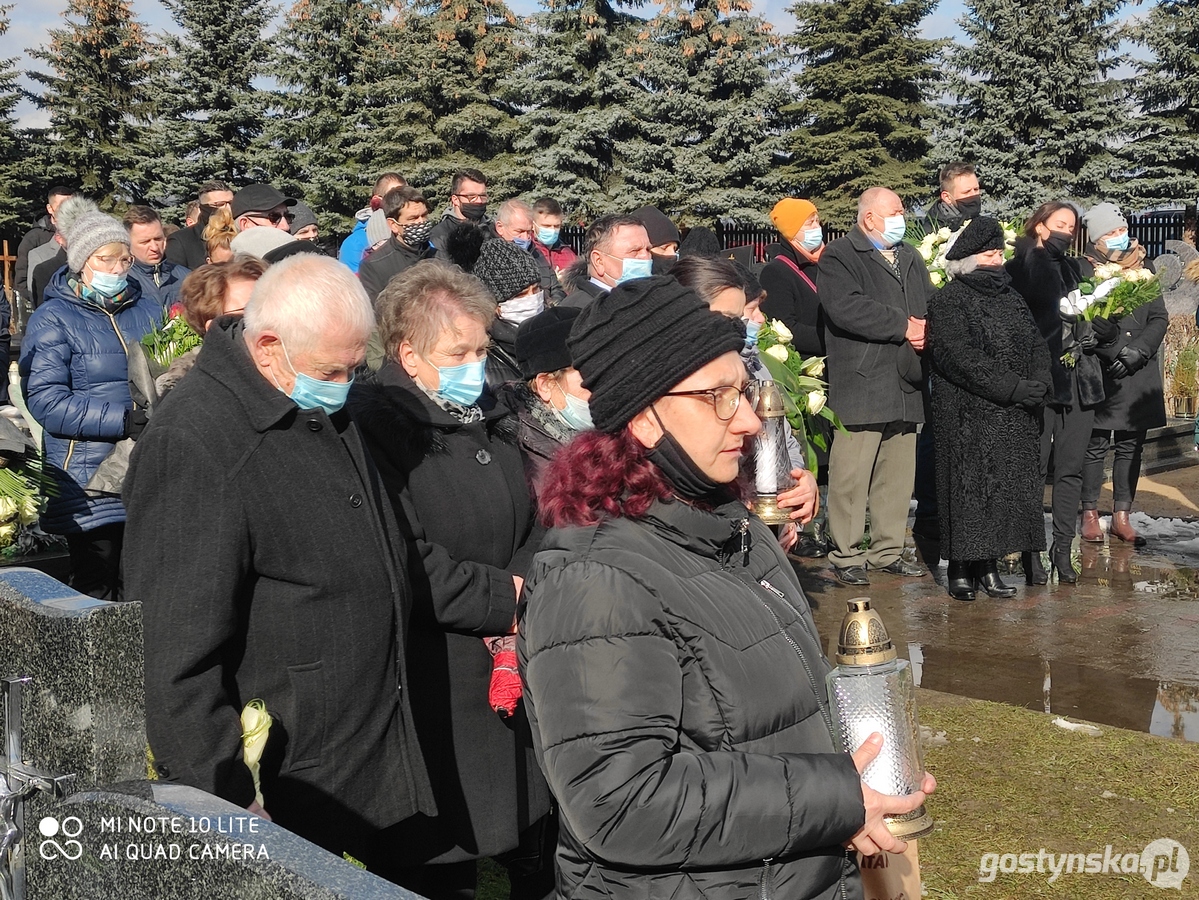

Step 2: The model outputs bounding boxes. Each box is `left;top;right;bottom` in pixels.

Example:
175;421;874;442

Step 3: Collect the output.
6;0;969;127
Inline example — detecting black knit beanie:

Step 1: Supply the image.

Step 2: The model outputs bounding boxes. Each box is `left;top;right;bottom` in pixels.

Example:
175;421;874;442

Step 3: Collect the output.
516;306;580;378
568;275;746;433
946;216;1005;260
473;239;542;303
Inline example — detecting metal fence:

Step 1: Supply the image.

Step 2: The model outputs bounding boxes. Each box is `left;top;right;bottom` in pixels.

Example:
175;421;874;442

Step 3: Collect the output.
559;210;1188;262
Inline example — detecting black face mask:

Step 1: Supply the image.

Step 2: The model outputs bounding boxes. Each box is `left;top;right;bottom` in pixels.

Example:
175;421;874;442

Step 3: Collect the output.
645;407;727;501
954;196;982;220
459;202;487;222
1043;230;1073;257
962;264;1010;293
650;255;676;276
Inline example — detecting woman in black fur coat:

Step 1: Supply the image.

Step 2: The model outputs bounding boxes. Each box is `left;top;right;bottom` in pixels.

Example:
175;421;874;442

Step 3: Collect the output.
1006;202;1099;583
930;218;1054;601
348;260;553;900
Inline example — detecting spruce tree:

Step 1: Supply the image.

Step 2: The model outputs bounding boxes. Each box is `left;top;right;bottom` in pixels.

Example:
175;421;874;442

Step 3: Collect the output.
137;0;274;215
267;0;390;233
372;0;528;210
634;0;788;224
501;0;651;220
1122;0;1199;205
934;0;1126;216
0;6;29;236
782;0;943;227
25;0;155;209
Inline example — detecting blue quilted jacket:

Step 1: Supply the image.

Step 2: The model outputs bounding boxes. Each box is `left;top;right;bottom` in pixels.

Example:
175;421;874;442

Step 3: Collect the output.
129;259;190;311
20;269;160;533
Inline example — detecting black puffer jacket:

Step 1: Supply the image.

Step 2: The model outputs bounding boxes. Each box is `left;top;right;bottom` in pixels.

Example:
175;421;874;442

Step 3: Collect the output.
520;498;865;900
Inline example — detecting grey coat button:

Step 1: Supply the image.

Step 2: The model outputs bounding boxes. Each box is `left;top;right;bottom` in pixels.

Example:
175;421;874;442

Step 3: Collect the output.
476;449;491;465
350;493;363;508
307;420;322;432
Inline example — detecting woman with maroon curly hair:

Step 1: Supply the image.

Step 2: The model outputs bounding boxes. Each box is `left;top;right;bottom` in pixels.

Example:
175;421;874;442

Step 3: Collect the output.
519;275;935;900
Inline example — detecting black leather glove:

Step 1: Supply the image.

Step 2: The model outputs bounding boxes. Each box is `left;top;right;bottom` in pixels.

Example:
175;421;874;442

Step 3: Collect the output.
126;409;150;440
1009;379;1049;409
1107;345;1147;380
1091;315;1119;346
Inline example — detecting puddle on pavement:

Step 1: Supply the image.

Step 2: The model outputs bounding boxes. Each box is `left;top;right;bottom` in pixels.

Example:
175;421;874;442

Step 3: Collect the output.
996;540;1199;601
909;644;1199;743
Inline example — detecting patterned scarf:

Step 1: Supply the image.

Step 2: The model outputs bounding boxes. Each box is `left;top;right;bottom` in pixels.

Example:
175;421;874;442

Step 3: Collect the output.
68;275;127;313
413;378;484;424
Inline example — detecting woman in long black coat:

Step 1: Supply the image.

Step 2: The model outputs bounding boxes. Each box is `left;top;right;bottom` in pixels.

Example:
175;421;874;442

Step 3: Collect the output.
1078;203;1167;548
1006;202;1099;583
930;218;1054;601
349;260;553;900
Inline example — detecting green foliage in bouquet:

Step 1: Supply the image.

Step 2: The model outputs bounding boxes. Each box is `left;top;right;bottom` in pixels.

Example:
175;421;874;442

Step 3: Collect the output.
141;305;203;369
755;319;845;470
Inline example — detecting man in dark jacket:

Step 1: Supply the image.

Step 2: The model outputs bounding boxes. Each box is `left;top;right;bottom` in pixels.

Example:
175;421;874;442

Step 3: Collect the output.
123;254;435;866
429;168;491;253
15;186;73;314
124;205;190;310
359;185;437;304
818;187;933;585
165;180;234;269
920;161;981;233
560;214;652;309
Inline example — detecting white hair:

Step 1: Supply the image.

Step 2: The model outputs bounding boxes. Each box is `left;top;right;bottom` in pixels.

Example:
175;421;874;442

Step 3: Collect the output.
497;198;533;225
243;254;375;354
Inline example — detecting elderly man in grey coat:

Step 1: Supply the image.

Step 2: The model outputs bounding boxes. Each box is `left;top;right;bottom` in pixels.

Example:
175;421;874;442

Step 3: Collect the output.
817;187;935;586
123;255;436;870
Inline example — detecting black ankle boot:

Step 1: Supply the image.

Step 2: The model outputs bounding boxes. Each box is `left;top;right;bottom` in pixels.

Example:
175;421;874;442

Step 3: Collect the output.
974;558;1017;598
1051;542;1077;583
1022;551;1048;585
946;560;976;601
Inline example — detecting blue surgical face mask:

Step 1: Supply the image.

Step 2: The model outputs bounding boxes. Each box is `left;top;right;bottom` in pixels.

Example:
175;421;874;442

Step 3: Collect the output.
88;270;128;298
434;359;487;406
881;215;907;247
743;318;762;351
536;226;560;246
617;256;653;283
1105;232;1130;252
553;382;593;431
800;227;824;251
513;237;533;251
278;340;354;415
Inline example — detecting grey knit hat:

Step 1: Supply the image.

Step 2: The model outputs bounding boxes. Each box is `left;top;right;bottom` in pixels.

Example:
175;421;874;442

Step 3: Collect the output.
58;198;129;274
289;200;318;235
1082;203;1127;245
473;239;542;303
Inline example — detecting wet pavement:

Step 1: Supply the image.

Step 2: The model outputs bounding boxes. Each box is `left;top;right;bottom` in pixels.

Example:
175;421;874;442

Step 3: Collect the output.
793;464;1199;745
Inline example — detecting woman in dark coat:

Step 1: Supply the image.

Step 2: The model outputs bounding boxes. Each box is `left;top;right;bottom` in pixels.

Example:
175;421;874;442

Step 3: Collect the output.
1078;203;1167;548
520;275;935;900
349;260;553;900
1006;201;1099;583
929;218;1054;600
759;197;825;356
20;198;160;599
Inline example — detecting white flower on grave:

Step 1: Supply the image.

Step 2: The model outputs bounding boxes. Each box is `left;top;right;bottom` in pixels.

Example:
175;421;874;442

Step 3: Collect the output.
771;319;793;343
764;344;789;363
807;391;827;415
241;699;273;808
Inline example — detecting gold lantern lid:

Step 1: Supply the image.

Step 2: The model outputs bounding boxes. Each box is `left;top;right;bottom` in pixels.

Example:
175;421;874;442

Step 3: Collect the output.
835;597;898;666
751;379;787;418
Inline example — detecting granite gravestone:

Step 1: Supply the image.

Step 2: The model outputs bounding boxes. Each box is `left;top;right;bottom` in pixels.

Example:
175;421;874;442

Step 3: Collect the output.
0;569;417;899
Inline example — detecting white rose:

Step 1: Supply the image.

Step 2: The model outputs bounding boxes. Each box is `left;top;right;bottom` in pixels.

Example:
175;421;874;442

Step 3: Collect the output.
764;344;789;363
937;227;951;241
807;391;827;415
0;522;15;547
0;497;17;522
241;699;273;807
919;245;934;262
930;271;944;287
801;356;826;377
771;320;793;343
18;496;39;526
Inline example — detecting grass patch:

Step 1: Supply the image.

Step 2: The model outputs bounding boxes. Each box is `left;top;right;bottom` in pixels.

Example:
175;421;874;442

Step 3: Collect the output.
916;689;1199;898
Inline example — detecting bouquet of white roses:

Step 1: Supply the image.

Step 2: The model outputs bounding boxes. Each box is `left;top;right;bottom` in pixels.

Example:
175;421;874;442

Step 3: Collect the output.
755;320;845;470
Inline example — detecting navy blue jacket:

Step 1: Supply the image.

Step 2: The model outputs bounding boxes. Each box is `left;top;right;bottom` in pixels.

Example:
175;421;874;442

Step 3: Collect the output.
129;259;190;311
20;269;160;533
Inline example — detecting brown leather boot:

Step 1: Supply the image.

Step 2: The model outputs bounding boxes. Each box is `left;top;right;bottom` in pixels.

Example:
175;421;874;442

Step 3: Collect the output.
1080;509;1104;542
1110;510;1146;547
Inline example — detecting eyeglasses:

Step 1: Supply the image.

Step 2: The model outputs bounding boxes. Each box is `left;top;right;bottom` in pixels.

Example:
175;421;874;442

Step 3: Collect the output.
247;210;293;225
90;254;135;270
453;193;489;203
662;382;760;421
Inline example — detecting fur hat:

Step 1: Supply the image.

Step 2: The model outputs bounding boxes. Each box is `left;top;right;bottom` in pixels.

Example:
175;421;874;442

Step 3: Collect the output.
945;216;1005;261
